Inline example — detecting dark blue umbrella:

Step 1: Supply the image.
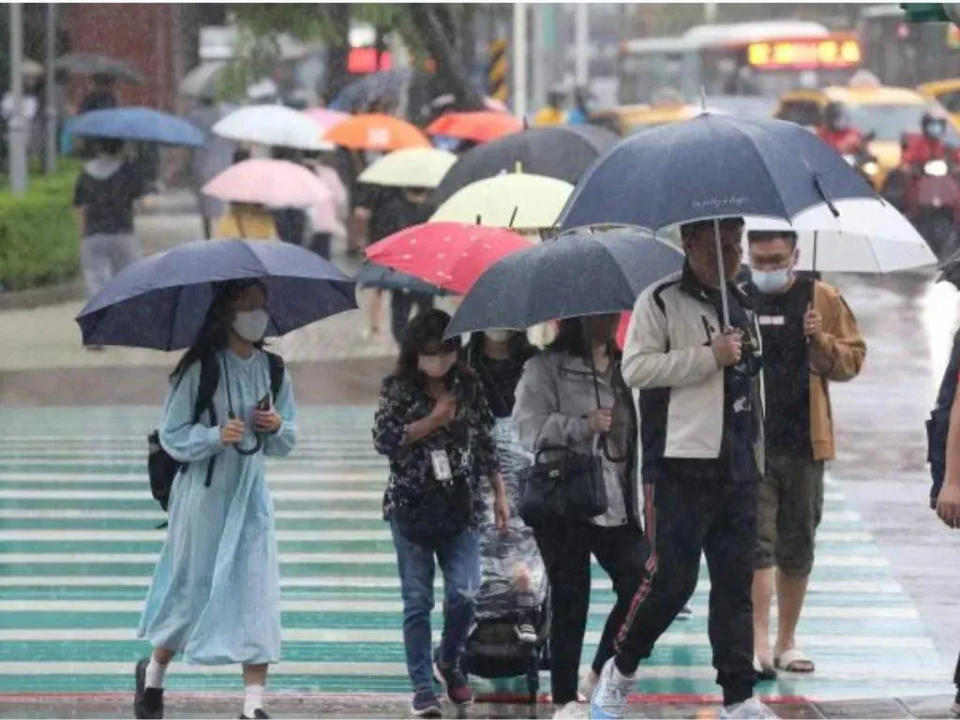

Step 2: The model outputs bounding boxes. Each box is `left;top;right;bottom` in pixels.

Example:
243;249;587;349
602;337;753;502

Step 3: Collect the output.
559;113;876;232
445;228;683;337
558;112;878;325
354;261;448;296
76;239;357;350
69;107;205;147
329;69;413;113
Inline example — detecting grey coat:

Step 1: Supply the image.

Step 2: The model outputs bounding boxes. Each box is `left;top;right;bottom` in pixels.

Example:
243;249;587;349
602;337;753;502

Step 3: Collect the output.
512;350;641;528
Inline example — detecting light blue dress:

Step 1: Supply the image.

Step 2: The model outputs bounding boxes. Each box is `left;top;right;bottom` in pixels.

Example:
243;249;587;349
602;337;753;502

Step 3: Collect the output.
138;348;297;665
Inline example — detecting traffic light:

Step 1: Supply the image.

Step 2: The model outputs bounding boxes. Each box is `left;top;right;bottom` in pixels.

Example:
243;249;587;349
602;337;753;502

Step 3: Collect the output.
900;3;960;25
488;39;509;104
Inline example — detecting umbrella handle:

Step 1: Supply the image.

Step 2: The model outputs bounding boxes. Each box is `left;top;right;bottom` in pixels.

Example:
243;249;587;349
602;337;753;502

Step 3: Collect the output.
713;218;731;329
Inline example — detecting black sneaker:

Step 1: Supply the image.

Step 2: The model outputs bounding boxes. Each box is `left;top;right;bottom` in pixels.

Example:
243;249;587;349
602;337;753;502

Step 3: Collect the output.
239;710;270;720
410;688;442;718
133;658;164;720
951;689;960;719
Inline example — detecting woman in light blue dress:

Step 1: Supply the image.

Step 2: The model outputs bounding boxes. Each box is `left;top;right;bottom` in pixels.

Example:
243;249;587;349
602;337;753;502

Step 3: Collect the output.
134;279;297;720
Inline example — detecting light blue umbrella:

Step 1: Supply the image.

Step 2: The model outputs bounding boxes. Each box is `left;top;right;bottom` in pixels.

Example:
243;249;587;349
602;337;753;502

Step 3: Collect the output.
69;106;205;147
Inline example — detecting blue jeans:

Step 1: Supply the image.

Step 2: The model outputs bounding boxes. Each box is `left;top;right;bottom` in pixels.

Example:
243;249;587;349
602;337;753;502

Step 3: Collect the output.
390;522;481;692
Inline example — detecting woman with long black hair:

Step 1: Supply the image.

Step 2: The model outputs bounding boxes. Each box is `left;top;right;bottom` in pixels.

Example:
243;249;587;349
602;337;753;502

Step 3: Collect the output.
513;314;648;719
373;310;509;718
135;279;297;720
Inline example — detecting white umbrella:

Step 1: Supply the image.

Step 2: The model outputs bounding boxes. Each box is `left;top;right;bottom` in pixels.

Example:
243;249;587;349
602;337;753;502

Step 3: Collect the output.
358;148;457;189
743;198;936;274
213;104;332;151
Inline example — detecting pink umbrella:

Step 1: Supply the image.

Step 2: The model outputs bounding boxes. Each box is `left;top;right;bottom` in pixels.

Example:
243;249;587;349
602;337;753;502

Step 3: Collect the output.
302;107;350;133
203;159;333;210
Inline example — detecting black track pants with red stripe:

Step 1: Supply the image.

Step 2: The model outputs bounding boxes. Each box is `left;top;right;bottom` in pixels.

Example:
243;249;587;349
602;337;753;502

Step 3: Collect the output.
614;465;757;703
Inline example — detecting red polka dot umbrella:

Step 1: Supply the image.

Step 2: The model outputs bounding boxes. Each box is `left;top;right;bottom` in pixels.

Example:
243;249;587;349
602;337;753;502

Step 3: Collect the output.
364;222;532;295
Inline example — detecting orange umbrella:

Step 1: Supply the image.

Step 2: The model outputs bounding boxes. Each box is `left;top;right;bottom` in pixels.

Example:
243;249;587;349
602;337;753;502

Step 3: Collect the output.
427;111;523;143
325;113;430;151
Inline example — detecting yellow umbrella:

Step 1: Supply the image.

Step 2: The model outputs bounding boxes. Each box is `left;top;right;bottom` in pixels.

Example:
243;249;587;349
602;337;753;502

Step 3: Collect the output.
358;148;457;189
429;173;574;230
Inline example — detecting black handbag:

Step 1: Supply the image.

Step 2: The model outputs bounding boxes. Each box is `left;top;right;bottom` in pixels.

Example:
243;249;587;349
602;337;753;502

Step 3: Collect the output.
394;476;473;549
518;444;607;526
518;344;630;527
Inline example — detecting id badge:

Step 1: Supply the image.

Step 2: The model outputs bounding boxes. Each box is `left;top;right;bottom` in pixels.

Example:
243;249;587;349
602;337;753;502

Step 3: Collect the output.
430;449;453;482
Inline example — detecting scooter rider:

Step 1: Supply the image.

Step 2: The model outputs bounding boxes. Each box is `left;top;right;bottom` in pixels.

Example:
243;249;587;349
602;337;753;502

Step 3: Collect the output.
817;103;864;156
901;109;960;167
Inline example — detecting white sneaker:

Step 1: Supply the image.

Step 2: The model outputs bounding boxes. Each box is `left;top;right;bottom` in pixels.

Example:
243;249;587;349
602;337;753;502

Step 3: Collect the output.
589;658;635;719
719;696;779;719
553;700;587;719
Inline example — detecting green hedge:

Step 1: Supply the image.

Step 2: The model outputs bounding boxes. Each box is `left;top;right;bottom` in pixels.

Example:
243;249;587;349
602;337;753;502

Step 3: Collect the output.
0;164;81;291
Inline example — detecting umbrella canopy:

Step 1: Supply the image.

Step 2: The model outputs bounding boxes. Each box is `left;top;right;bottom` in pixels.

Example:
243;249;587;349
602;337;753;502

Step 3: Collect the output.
742;198;936;273
302;107;351;133
213;104;332;151
329;69;413;113
445;228;684;336
76;239;357;350
21;59;44;77
354;261;447;295
426;111;523;144
431;124;619;206
430;173;574;230
68;107;205;147
203;159;334;212
325;113;430;151
559;113;876;232
358;148;457;189
365;222;532;294
56;52;145;84
179;60;225;100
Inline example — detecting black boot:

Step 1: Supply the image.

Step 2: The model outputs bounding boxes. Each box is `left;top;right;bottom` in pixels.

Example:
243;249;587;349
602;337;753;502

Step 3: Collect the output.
239;710;270;719
133;658;164;720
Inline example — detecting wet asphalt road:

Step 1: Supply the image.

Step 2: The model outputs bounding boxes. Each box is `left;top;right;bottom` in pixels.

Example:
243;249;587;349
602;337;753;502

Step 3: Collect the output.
826;267;960;666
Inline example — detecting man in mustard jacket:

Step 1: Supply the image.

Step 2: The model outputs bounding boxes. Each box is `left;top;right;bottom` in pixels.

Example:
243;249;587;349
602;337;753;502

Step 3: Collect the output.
746;229;866;679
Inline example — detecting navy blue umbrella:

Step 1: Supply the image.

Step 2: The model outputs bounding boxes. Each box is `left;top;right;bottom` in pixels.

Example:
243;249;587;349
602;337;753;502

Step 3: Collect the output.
69;107;205;147
558;112;877;325
354;261;448;296
76;239;357;350
445;228;683;337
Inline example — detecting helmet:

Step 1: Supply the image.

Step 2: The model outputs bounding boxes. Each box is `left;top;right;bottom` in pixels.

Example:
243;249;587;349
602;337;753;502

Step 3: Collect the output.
824;102;850;132
922;108;948;140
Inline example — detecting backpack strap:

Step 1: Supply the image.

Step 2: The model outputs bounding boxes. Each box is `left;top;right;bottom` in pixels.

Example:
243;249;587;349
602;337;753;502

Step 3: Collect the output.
195;354;220;488
266;351;285;402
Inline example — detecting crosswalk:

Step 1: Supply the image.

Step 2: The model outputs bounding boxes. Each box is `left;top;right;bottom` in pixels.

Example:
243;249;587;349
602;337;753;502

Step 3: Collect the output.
0;405;953;700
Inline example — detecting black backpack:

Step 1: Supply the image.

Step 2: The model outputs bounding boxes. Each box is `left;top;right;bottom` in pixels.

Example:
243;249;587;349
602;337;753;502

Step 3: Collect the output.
148;351;285;517
927;328;960;508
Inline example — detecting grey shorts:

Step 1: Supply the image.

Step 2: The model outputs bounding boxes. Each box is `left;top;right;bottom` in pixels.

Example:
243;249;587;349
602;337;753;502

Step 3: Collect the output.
81;233;141;301
755;454;825;578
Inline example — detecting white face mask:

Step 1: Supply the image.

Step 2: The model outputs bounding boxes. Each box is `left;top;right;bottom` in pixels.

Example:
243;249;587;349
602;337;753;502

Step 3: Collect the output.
752;268;792;295
418;352;457;379
232;309;270;342
483;329;514;343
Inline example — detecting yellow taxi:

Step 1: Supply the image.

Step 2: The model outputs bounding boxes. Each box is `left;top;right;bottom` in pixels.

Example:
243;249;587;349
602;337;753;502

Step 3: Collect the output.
918;78;960;128
773;84;954;189
589;102;700;137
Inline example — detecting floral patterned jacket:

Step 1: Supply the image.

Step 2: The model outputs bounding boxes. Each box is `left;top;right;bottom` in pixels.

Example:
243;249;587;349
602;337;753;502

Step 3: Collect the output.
372;365;498;527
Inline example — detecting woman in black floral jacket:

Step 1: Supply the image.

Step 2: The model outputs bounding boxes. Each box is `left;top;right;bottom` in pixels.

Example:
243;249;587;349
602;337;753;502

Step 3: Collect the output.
373;309;508;718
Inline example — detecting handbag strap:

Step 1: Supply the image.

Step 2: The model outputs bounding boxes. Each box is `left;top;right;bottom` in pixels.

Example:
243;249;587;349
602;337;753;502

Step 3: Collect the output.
583;334;629;464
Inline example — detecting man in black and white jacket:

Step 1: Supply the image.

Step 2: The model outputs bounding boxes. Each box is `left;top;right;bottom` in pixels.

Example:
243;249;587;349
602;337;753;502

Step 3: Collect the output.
590;217;775;720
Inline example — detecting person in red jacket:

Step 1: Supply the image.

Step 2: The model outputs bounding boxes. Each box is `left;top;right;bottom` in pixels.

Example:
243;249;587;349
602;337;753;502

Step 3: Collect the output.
817;103;864;155
901;109;960;167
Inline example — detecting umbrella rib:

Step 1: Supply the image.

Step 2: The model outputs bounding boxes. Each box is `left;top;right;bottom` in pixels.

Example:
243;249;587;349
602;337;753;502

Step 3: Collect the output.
728;121;792;221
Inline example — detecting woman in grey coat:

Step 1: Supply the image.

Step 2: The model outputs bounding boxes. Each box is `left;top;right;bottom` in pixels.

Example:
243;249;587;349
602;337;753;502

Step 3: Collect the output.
512;314;649;719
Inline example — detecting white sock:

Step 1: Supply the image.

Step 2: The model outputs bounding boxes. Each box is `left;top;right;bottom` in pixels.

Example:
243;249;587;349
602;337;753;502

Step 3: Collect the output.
612;663;636;683
144;658;168;689
243;684;265;717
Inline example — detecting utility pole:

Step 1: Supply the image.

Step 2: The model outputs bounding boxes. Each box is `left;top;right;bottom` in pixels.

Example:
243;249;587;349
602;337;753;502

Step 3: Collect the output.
575;4;589;86
512;2;527;119
531;3;545;111
44;3;57;175
8;2;28;194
